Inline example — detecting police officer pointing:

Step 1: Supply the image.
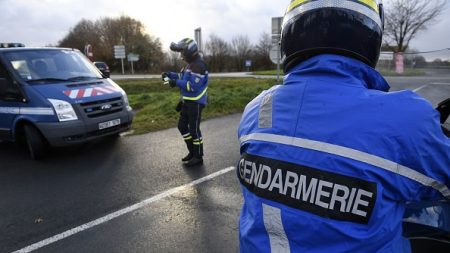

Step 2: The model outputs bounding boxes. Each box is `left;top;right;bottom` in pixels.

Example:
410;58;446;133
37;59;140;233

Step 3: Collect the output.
163;38;208;167
237;1;450;252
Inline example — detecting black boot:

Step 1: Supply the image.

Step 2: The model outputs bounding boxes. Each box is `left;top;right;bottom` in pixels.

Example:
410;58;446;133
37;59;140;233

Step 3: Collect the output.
182;153;193;162
185;156;203;167
185;142;203;167
182;138;194;162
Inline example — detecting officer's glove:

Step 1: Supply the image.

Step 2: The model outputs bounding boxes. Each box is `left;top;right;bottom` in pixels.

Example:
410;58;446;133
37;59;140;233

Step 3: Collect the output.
169;79;177;88
161;72;169;81
175;101;182;112
163;77;170;85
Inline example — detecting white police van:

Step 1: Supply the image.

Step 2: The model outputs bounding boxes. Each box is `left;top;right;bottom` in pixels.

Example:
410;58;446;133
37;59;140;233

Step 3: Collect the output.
0;43;134;159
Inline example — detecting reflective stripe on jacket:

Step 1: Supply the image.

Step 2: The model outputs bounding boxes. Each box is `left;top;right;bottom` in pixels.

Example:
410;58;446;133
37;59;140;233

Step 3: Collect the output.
169;57;208;105
237;54;450;253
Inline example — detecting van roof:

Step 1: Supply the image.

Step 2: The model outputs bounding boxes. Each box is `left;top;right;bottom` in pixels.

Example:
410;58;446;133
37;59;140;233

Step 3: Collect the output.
0;47;76;53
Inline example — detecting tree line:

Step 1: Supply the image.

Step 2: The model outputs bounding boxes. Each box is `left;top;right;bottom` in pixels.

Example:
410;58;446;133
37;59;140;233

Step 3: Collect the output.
58;16;165;73
58;15;275;73
58;0;447;73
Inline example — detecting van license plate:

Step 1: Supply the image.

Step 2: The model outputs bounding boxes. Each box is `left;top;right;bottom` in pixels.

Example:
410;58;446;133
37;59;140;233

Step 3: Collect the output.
99;119;121;130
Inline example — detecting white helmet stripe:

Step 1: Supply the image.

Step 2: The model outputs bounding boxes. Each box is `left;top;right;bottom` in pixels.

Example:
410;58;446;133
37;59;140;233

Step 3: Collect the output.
188;41;196;50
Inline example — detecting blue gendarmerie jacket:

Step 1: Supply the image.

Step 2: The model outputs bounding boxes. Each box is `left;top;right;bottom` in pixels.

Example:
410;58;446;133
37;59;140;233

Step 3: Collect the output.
168;56;208;105
237;54;450;253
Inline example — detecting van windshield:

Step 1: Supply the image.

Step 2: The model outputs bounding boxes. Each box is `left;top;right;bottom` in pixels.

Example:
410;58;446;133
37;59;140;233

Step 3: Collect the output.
4;49;103;84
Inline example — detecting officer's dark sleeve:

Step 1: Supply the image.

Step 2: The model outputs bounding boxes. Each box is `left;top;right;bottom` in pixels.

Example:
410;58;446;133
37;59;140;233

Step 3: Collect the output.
189;60;207;75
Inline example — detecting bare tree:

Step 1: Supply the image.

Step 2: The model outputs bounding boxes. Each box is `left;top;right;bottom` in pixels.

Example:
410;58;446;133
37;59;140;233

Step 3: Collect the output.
59;19;97;53
163;51;184;71
205;34;231;72
384;0;446;52
231;35;252;71
58;15;163;73
253;32;273;70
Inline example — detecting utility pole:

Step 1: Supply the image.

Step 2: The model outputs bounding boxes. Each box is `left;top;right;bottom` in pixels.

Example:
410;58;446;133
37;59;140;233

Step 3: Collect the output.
195;27;203;54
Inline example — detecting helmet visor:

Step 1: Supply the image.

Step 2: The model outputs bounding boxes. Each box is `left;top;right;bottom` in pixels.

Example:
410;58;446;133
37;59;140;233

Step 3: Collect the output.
170;42;185;52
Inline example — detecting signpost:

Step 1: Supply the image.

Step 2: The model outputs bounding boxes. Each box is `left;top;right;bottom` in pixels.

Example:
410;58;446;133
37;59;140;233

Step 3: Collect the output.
127;53;139;75
114;45;126;75
270;45;281;82
271;17;283;82
245;60;252;72
269;45;281;64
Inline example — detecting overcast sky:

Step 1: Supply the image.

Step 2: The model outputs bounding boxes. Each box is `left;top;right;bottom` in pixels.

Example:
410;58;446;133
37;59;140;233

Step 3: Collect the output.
1;0;449;53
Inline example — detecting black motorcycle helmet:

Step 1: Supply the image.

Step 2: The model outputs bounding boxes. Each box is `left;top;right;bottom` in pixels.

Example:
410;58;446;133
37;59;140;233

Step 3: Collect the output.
170;38;199;62
281;0;385;72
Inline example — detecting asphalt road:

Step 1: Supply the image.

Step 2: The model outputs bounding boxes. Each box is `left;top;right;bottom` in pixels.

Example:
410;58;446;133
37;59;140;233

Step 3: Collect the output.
1;74;449;253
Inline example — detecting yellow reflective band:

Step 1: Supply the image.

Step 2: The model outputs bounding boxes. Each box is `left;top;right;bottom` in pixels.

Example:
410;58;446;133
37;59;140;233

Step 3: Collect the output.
184;136;193;140
187;81;191;91
193;141;203;145
288;0;378;13
358;0;379;13
287;0;309;12
183;87;208;101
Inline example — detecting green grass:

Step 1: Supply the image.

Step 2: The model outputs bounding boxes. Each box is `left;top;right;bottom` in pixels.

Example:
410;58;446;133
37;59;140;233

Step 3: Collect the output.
253;70;283;75
116;78;277;135
254;68;426;77
116;68;426;135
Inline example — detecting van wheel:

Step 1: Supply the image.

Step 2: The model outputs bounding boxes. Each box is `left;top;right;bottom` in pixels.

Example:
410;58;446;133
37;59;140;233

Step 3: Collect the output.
24;124;47;160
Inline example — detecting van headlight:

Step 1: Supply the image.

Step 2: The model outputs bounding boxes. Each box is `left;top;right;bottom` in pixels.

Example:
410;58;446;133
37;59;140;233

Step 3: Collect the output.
48;99;78;122
122;92;132;111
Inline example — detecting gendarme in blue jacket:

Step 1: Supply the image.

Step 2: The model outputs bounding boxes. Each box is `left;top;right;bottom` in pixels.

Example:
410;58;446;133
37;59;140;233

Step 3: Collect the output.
237;54;450;252
167;56;208;105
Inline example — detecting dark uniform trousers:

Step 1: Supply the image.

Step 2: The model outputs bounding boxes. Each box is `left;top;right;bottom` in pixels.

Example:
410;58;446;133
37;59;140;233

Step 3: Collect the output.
178;101;204;158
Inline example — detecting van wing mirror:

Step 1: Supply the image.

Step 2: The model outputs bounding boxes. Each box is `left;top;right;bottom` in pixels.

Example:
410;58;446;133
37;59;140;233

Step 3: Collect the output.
0;78;22;101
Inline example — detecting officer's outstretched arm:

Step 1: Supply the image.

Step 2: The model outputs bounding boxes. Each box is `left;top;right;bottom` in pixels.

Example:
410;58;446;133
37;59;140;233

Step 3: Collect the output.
167;72;181;80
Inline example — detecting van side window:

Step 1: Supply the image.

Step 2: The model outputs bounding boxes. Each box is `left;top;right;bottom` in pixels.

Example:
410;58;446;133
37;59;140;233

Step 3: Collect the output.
0;63;21;101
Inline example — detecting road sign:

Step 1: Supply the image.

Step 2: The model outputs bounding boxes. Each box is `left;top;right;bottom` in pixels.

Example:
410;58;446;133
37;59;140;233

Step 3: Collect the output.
127;53;139;62
127;53;139;75
114;45;126;75
271;17;283;44
270;44;282;83
114;45;126;59
269;45;281;64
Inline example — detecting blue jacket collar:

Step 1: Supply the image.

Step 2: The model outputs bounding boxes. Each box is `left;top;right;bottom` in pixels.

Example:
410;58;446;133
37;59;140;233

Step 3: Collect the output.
285;54;390;92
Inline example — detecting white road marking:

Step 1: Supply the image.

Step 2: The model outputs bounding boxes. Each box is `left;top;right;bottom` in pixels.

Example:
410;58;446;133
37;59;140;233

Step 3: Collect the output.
413;84;428;92
429;82;450;86
413;82;450;92
12;166;236;253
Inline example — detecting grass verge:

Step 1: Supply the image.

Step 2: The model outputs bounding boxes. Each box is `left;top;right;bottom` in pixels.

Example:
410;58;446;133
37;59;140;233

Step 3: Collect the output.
253;69;426;76
116;78;278;135
253;70;283;76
